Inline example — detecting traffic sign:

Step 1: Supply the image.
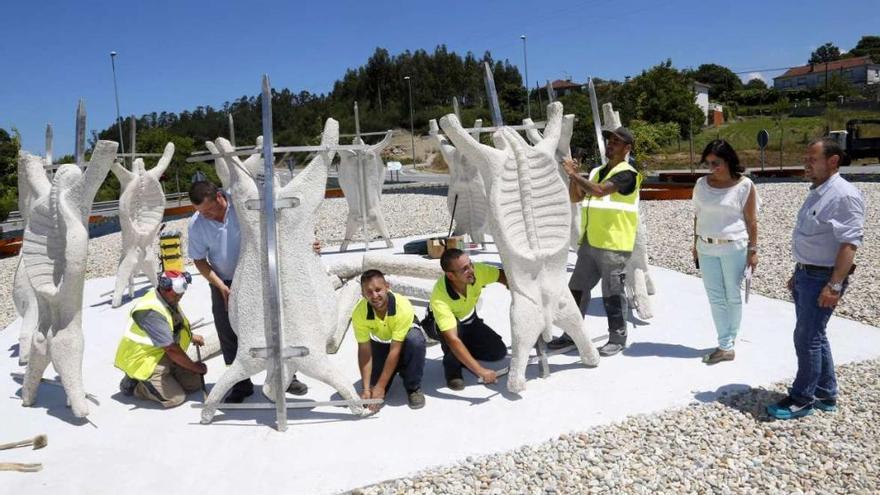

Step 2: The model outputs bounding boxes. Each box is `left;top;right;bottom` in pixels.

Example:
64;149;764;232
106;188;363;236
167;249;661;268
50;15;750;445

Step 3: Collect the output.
757;129;770;149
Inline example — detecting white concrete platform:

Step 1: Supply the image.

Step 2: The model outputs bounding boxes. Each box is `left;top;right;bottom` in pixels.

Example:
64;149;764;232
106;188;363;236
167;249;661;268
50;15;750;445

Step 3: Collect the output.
3;237;879;494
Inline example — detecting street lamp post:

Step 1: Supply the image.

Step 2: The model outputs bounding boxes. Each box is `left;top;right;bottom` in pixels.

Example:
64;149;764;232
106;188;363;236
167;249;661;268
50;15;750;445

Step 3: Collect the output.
404;76;416;166
110;51;126;159
521;35;531;119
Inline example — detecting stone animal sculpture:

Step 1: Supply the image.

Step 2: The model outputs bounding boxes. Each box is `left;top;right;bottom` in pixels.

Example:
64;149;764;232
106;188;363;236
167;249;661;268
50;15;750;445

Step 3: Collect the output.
19;141;118;418
109;143;175;308
201;119;372;422
428;118;490;243
12;153;49;365
337;131;394;251
440;102;600;393
522;116;579;249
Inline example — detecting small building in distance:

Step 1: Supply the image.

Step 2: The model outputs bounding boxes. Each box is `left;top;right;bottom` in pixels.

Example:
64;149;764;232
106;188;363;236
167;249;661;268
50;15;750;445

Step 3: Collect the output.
773;56;880;90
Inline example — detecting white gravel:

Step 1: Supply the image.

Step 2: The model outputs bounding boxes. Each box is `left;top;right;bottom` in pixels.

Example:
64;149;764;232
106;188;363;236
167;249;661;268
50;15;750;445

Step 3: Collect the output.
2;182;878;494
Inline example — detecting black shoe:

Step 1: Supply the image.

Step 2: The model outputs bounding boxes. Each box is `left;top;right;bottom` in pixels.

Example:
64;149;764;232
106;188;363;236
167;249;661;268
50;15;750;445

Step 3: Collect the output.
224;387;254;404
547;334;574;350
598;342;625;357
119;376;137;396
446;378;465;391
815;397;838;412
407;389;426;409
286;375;308;396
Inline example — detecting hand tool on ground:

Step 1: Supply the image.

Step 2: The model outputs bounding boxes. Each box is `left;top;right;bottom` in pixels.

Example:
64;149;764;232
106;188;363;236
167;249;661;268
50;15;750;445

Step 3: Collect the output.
0;434;47;451
195;345;207;402
0;463;42;472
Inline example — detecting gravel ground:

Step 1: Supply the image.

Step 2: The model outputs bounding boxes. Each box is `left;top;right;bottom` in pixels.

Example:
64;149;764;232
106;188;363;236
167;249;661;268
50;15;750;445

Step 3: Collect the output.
2;182;878;494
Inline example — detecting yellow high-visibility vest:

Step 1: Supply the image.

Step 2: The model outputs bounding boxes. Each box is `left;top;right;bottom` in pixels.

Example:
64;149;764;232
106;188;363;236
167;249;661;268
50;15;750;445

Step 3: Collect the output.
579;161;642;252
114;290;192;380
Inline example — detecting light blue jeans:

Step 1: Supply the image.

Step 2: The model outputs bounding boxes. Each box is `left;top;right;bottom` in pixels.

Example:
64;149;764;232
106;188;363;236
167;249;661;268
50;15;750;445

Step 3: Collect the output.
698;246;747;350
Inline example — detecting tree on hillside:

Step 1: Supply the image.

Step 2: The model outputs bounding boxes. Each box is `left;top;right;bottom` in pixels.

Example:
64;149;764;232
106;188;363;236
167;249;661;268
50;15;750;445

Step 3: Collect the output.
809;42;842;64
691;64;742;98
744;78;768;90
848;35;880;61
0;128;21;222
615;60;704;138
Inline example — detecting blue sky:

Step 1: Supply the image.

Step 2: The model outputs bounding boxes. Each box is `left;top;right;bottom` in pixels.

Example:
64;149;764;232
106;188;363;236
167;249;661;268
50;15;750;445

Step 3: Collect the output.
2;0;877;156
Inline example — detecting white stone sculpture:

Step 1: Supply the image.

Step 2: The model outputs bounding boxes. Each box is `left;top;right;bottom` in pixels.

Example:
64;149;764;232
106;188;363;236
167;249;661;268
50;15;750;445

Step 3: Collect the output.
440;102;600;393
337;132;394;251
523;116;579;249
201;120;372;422
428;119;490;243
109;143;175;308
19;141;118;418
12;153;49;365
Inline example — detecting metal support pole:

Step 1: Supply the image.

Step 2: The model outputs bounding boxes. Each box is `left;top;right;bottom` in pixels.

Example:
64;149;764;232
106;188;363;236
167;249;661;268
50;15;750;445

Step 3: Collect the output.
44;123;53;165
354;101;370;252
483;62;504;127
228;113;236;148
129;115;136;166
110;52;126;158
405;76;416;166
260;75;288;431
75;99;86;168
520;35;531;119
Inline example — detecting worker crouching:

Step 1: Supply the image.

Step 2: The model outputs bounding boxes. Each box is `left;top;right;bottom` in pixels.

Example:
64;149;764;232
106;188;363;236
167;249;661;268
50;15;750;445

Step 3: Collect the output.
114;271;207;408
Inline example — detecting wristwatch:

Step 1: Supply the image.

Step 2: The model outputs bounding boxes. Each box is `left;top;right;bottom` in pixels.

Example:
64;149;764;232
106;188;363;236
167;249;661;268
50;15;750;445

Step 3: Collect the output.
827;281;843;293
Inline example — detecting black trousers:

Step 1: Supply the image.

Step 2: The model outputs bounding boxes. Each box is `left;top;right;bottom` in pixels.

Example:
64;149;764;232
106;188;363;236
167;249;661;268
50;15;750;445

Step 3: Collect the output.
210;281;253;394
423;311;507;380
369;326;426;392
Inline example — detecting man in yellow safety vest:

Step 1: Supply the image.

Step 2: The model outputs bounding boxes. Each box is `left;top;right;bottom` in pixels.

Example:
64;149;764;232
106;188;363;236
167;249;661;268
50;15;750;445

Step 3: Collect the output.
548;126;642;357
114;270;207;408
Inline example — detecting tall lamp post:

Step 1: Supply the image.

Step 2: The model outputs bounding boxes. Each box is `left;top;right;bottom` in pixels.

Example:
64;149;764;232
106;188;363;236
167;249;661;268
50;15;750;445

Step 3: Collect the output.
110;51;126;158
404;75;416;166
520;35;531;119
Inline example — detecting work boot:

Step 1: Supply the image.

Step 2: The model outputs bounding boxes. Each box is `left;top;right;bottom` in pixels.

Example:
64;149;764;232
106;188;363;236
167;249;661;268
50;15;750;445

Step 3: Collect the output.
119;376;137;396
598;341;625;357
446;377;465;391
703;348;735;365
286;374;308;396
547;334;574;350
407;389;426;409
224;386;254;404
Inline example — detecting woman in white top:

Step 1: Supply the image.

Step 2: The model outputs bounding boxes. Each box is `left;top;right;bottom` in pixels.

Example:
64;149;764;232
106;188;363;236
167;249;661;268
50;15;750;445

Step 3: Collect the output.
692;140;759;364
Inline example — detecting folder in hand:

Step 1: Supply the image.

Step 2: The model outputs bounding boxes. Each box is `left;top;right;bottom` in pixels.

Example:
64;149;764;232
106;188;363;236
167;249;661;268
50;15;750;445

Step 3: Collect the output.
743;266;753;304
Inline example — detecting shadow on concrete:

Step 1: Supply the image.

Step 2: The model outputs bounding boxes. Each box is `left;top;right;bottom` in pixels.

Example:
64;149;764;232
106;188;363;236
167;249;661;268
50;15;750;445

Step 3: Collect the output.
622;342;712;359
8;343;19;359
90;286;152;308
12;385;93;427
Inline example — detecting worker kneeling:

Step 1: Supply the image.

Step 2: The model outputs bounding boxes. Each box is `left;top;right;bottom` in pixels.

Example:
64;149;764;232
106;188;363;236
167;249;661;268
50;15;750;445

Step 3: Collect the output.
114;271;206;408
354;270;427;410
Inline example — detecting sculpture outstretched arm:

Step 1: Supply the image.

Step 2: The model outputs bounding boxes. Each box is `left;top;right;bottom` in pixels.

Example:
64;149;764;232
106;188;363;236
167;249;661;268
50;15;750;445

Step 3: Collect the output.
111;161;133;188
370;130;393;154
240;136;264;174
439;114;505;177
204;141;231;189
148;142;176;179
214;138;252;186
81;140;118;212
469;119;483;140
558;114;575;161
19;152;52;202
534;102;563;158
522;118;543;145
282;118;339;210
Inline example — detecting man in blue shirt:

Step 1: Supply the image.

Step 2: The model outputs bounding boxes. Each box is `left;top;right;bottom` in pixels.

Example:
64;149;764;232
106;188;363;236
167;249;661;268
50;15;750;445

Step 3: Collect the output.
767;138;865;420
188;181;309;403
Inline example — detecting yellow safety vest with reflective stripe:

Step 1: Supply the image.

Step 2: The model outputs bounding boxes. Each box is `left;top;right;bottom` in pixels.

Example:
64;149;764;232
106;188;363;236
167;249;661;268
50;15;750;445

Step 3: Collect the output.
579;161;642;252
114;290;192;380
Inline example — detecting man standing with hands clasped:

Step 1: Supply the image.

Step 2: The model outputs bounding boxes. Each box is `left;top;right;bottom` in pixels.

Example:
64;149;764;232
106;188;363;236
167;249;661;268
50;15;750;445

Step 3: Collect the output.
767;138;865;420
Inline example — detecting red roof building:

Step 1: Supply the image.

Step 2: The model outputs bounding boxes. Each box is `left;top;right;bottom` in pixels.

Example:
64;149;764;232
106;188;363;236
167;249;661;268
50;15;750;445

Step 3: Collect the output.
773;56;880;90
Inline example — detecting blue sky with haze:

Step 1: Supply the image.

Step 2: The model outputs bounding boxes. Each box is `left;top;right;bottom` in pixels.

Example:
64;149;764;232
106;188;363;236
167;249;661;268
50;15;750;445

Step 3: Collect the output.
2;0;877;155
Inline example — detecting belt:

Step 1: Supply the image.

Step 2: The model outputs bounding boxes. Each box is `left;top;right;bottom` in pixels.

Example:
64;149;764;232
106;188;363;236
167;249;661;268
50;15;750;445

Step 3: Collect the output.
795;263;857;275
699;236;734;244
